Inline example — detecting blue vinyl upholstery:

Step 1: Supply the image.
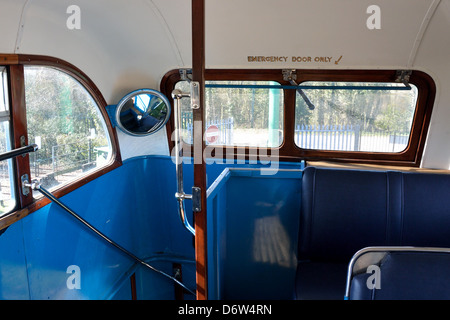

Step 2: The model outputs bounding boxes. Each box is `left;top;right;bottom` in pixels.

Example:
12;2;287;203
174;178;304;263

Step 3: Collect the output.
348;250;450;300
296;166;450;300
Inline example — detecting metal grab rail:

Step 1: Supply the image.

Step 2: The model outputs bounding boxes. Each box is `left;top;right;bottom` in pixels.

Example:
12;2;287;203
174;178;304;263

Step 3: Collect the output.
0;144;38;161
22;179;196;296
172;89;196;236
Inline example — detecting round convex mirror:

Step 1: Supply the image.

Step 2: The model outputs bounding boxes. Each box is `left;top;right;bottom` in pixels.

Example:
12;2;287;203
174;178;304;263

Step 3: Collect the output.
115;89;171;136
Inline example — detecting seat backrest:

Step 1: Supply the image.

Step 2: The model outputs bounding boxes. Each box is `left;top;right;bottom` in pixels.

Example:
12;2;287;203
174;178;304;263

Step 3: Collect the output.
401;172;450;247
299;167;450;262
346;247;450;300
299;167;397;262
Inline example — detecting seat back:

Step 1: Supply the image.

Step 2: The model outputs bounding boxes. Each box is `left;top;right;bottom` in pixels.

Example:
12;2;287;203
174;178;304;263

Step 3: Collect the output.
346;247;450;300
297;166;450;299
300;167;450;262
299;167;399;262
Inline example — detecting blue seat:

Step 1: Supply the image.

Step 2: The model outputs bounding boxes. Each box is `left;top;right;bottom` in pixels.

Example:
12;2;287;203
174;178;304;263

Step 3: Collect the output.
295;166;450;300
345;247;450;300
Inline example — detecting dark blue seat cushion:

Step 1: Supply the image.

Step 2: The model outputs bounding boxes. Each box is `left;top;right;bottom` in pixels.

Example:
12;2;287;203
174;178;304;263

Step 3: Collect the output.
299;167;395;262
401;173;450;247
296;166;450;300
295;262;348;300
349;251;450;300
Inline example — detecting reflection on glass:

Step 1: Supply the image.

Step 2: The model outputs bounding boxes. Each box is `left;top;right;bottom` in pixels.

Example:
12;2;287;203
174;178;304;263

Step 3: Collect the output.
175;81;284;147
116;90;170;136
0;121;15;215
24;66;112;195
294;82;418;153
0;68;15;215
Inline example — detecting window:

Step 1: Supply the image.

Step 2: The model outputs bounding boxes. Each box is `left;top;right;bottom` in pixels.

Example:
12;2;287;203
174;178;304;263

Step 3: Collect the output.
162;69;435;166
175;81;284;147
0;68;16;215
294;82;418;152
24;66;112;195
0;55;119;227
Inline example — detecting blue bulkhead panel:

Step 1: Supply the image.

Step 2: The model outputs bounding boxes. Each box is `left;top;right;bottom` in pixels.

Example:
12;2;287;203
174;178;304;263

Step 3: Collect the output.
0;155;303;300
207;168;303;300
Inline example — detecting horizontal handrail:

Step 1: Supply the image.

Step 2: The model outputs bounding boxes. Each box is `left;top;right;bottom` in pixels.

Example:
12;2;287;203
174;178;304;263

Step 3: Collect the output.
204;84;412;91
0;144;38;162
22;179;196;296
344;246;450;299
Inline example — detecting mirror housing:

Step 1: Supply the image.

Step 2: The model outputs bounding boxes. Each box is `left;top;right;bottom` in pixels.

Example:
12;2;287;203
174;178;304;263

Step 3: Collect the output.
114;89;171;136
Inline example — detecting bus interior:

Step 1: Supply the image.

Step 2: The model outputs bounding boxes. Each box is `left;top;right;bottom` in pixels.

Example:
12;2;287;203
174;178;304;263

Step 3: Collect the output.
0;0;449;302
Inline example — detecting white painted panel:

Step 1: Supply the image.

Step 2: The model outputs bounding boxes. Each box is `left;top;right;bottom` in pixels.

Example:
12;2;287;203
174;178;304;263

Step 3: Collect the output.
16;0;182;103
414;0;450;169
205;0;433;69
0;0;27;52
0;0;449;166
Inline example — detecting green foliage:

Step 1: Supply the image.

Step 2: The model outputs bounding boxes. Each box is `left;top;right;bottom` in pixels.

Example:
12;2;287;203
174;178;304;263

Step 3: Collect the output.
24;66;109;170
295;82;418;134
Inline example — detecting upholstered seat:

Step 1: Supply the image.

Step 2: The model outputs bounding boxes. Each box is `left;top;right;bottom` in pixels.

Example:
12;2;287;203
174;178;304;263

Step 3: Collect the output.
295;167;450;299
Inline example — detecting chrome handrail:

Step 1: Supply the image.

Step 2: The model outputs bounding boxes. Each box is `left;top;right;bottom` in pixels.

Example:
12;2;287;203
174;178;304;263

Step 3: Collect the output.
22;179;195;296
172;89;195;236
344;246;450;299
0;143;38;161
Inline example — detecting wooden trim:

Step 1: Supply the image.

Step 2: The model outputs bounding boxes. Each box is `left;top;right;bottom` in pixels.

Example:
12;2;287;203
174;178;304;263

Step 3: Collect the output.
8;65;33;208
0;54;19;65
160;68;436;167
192;0;208;300
160;69;179;153
0;54;122;231
130;273;137;300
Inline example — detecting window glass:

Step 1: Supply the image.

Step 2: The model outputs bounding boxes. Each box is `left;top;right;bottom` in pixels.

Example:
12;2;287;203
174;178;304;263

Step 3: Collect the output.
294;82;418;152
24;66;112;194
0;68;16;215
175;81;284;147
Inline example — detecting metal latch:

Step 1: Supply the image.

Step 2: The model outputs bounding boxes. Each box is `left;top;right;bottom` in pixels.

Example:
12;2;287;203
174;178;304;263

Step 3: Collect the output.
179;69;192;82
282;69;315;110
395;70;412;88
190;82;200;110
21;174;30;196
192;186;201;212
282;69;297;82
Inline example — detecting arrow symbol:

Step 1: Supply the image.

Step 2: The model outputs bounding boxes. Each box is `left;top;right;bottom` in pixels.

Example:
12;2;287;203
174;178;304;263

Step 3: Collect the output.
335;55;343;65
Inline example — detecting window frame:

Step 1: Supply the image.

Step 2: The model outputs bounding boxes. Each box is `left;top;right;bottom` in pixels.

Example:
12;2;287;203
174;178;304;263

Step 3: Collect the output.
0;66;18;215
161;68;435;167
174;79;285;148
0;54;122;230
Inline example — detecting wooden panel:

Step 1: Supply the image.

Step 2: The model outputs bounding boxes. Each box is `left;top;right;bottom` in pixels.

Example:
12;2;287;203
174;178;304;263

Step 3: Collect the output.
9;64;33;208
191;0;208;300
0;54;19;65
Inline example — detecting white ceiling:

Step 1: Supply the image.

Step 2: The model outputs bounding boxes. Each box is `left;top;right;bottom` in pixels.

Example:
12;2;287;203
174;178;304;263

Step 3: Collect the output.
0;0;449;168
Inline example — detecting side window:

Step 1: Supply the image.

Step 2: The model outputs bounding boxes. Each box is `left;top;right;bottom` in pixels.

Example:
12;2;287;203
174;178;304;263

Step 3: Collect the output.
0;67;16;215
294;82;418;152
24;66;112;194
175;81;284;148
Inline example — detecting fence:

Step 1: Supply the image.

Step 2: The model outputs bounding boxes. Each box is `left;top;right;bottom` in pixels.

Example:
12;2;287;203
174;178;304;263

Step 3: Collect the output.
295;124;357;151
295;124;409;152
30;141;97;185
182;113;234;145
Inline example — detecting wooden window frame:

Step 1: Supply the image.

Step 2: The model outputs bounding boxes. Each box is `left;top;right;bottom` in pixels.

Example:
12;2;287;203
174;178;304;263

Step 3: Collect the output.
0;54;122;230
161;68;435;167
